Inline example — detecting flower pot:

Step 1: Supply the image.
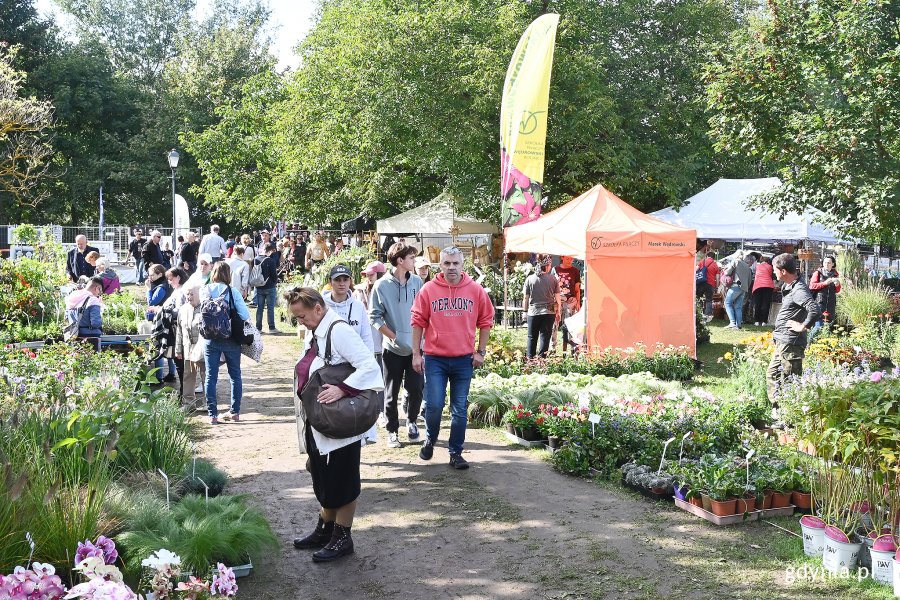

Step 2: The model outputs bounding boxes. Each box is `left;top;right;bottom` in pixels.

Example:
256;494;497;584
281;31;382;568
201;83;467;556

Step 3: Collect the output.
870;541;895;585
673;482;689;502
547;435;562;449
791;491;812;510
799;515;826;557
517;426;542;441
689;495;703;508
505;423;516;434
769;491;791;509
761;491;774;510
892;558;900;595
709;498;738;517
823;527;862;574
736;494;756;514
778;431;796;446
860;533;875;570
701;494;713;512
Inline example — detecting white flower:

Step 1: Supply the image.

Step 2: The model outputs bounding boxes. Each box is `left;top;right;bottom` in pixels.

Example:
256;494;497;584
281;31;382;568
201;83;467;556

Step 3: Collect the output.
141;548;182;570
75;556;124;583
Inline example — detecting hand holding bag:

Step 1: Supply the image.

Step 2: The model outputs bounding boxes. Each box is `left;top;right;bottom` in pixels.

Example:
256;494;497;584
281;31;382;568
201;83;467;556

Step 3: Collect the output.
299;321;380;439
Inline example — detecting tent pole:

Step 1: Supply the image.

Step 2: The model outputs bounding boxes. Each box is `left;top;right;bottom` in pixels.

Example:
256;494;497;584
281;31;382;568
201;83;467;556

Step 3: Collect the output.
503;239;509;329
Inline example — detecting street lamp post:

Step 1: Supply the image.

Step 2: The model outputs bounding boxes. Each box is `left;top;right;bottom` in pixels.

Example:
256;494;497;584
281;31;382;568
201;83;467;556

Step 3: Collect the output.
167;149;180;252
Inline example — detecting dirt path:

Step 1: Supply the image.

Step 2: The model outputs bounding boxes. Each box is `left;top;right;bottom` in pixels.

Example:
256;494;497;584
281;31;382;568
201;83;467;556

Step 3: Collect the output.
194;332;841;600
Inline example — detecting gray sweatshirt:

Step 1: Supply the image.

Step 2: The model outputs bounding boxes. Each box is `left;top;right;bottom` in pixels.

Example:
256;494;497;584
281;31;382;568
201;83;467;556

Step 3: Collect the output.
368;269;423;356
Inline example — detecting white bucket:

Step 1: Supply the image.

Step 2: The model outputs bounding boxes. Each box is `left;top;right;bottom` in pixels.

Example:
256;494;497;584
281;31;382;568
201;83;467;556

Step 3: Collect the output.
893;559;900;596
800;521;826;557
823;532;862;574
870;549;894;585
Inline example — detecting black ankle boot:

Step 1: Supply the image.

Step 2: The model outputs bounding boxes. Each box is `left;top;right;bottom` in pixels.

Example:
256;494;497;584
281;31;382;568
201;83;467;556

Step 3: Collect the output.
312;523;354;562
293;517;334;549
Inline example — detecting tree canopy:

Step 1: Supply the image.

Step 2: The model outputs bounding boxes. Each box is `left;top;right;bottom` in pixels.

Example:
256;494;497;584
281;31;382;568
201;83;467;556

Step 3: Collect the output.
706;0;900;241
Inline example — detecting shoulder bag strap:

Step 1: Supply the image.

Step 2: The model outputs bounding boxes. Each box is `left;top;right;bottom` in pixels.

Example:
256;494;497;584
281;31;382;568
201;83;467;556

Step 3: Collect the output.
323;320;342;365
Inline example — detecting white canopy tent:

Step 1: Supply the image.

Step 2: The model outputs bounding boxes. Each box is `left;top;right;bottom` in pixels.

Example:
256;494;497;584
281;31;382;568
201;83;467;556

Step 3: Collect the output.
377;192;499;235
651;178;845;243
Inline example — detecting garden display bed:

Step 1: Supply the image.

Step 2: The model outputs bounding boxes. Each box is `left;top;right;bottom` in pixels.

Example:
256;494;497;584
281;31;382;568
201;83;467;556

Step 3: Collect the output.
504;431;546;448
674;498;761;525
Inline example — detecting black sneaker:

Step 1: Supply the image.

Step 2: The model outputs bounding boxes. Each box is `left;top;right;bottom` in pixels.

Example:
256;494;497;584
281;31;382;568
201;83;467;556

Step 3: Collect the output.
419;438;434;460
449;453;469;470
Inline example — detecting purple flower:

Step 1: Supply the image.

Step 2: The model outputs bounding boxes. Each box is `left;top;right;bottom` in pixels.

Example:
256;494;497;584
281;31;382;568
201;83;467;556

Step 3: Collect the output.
95;536;118;565
55;371;65;382
871;371;884;383
75;540;103;566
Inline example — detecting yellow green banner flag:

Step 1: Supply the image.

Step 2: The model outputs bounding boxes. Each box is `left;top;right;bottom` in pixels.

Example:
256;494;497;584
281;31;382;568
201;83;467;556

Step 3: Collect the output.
500;13;560;227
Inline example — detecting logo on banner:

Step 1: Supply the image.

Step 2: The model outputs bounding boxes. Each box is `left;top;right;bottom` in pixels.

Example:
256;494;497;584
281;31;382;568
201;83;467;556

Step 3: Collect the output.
519;110;545;135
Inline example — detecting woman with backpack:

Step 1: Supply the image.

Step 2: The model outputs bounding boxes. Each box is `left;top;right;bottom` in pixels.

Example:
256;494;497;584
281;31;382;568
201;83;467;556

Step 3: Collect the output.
146;264;175;383
203;261;251;425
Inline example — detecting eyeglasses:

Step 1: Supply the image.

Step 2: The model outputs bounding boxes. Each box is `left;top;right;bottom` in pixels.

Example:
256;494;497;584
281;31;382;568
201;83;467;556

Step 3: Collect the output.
442;246;460;254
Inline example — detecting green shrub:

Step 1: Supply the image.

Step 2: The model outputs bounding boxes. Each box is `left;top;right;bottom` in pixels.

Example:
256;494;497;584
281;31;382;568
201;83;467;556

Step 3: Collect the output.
116;494;278;576
837;281;892;327
180;459;228;498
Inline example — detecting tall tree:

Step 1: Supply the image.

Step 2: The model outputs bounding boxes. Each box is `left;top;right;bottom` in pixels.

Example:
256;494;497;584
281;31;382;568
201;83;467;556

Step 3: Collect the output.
188;0;754;226
53;0;194;84
705;0;900;239
0;44;53;211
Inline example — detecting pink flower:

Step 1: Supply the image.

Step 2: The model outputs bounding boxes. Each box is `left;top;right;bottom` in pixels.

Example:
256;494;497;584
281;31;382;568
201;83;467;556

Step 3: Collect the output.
871;371;884;383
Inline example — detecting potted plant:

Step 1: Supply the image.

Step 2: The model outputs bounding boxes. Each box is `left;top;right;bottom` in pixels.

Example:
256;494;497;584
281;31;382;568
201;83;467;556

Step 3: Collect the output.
696;455;739;516
502;404;542;440
820;464;865;574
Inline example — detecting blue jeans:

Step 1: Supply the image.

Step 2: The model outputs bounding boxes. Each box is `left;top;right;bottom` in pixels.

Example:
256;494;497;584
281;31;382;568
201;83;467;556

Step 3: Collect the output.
154;356;175;380
724;285;746;327
255;287;277;330
204;338;242;417
135;257;145;284
423;355;474;456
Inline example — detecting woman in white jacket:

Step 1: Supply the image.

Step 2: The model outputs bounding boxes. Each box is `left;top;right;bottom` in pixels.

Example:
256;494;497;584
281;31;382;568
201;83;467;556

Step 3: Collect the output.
286;286;383;563
174;285;205;410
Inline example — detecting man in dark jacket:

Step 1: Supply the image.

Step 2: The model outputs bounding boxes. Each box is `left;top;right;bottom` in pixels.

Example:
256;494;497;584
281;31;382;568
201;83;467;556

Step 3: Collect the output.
180;231;200;274
254;242;279;333
143;230;168;269
66;235;98;282
766;253;821;402
128;229;147;284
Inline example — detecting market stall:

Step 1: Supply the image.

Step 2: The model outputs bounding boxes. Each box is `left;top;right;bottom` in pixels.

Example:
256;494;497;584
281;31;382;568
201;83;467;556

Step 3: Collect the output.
506;184;697;356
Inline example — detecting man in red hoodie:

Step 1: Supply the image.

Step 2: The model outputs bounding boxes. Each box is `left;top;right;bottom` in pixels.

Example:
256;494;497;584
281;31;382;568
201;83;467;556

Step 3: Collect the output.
411;246;494;469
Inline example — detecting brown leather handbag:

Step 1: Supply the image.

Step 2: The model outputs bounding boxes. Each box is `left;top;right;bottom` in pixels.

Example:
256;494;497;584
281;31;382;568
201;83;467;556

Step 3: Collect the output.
300;321;380;439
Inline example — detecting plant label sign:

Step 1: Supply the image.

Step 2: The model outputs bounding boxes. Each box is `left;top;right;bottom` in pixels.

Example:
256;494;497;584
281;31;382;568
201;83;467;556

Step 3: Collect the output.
588;413;601;424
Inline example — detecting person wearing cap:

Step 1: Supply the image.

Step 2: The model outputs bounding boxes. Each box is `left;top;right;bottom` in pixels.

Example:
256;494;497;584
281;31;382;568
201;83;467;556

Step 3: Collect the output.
324;265;373;352
257;230;272;258
187;253;214;292
414;256;432;283
254;242;280;333
368;243;424;448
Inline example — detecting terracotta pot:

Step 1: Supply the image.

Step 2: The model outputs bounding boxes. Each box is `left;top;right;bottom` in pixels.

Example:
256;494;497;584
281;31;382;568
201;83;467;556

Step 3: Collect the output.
778;431;796;446
761;491;774;510
709;498;738;517
689;495;703;508
737;494;757;513
792;491;812;509
770;491;792;509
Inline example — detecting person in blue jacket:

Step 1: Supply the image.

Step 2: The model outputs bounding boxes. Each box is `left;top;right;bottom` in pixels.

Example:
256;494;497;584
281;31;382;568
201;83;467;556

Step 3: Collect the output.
65;276;103;349
204;261;251;425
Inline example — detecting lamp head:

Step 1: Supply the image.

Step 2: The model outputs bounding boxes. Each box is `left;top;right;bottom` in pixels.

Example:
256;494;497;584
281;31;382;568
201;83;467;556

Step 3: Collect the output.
167;148;180;169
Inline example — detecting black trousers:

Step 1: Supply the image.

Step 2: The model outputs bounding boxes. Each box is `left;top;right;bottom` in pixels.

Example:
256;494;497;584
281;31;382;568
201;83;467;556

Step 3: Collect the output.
526;314;555;358
382;350;423;433
752;288;774;324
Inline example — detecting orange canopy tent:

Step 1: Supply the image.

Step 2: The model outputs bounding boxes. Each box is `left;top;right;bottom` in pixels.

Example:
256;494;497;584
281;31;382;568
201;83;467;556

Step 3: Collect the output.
505;184;697;356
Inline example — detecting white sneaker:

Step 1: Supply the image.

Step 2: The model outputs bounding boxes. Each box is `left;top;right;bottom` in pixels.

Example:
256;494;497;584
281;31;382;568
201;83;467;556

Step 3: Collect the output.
724;323;737;329
195;384;203;394
387;432;401;448
377;412;388;428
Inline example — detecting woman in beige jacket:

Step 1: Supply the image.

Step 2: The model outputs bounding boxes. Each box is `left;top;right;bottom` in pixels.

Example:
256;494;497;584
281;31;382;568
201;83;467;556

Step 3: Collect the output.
174;285;206;410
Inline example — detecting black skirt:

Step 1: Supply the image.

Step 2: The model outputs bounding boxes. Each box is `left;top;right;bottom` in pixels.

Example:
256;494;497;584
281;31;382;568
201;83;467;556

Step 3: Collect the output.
305;426;361;509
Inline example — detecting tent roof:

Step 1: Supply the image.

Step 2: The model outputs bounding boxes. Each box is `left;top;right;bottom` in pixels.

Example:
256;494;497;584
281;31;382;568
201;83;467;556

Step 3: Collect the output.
650;178;844;243
505;184;695;260
377;192;498;235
